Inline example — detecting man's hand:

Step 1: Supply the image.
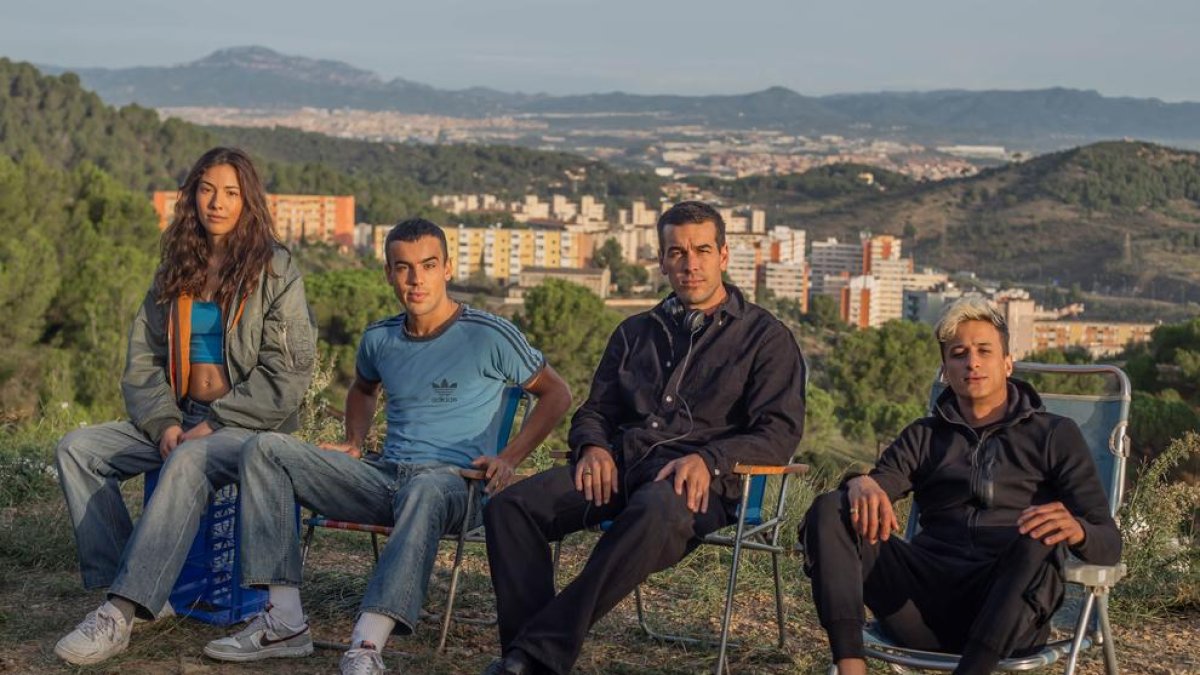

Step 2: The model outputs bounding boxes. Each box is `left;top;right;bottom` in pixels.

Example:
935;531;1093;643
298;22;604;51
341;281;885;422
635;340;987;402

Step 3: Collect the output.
654;454;711;514
1017;501;1086;547
846;475;900;545
472;454;517;495
159;425;184;459
575;445;618;506
179;421;214;443
319;442;362;459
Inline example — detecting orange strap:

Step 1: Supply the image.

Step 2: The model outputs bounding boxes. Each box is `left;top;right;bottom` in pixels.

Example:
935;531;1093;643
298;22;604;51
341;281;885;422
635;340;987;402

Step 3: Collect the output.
168;295;193;401
169;292;244;401
229;295;248;330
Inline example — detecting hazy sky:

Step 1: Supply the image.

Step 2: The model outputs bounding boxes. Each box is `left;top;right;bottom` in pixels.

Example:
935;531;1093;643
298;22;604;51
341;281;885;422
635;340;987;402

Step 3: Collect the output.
4;0;1199;100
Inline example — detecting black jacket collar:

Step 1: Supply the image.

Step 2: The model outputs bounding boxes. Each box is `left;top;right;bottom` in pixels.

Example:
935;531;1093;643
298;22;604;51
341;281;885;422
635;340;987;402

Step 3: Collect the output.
934;378;1044;432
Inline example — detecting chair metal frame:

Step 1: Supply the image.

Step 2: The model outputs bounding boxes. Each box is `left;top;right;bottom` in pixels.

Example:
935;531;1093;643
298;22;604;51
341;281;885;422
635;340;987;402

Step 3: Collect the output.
630;460;809;675
299;385;532;653
857;362;1131;675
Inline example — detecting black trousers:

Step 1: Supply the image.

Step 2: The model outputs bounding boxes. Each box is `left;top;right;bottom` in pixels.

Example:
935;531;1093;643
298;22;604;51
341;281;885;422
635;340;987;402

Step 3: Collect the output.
483;458;732;675
801;490;1064;675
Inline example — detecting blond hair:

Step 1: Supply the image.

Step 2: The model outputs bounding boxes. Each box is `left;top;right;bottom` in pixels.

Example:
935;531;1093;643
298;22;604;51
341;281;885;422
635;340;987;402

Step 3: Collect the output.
933;296;1009;355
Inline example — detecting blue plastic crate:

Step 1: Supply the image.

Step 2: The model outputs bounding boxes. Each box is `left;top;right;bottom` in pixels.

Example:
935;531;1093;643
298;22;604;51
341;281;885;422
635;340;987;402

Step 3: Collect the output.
143;470;267;626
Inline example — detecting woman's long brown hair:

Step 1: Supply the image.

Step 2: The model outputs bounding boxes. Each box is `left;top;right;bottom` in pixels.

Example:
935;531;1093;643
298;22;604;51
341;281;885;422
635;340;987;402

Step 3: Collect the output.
154;147;279;310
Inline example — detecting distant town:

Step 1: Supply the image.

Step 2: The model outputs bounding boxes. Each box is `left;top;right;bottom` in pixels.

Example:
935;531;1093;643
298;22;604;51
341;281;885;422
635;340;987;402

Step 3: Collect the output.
153;187;1157;359
159;106;991;181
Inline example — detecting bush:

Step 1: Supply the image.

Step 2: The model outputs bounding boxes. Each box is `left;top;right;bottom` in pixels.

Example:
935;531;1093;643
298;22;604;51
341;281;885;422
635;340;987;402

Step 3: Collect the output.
1115;432;1200;616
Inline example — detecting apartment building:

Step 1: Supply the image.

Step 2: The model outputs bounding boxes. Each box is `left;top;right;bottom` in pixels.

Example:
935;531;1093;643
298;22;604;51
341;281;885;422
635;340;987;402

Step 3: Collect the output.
727;245;761;294
841;275;881;329
763;261;809;310
1033;321;1156;358
810;237;862;295
518;266;612;299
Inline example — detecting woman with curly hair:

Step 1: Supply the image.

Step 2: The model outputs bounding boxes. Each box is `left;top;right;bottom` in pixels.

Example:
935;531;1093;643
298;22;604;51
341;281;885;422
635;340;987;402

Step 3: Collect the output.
53;147;317;665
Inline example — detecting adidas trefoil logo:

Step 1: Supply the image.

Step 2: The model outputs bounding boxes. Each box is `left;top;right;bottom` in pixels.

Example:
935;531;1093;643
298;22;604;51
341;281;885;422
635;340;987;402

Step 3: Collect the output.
431;378;459;403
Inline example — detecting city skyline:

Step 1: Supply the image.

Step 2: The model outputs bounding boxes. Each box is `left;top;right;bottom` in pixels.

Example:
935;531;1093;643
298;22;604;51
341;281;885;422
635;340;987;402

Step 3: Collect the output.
3;0;1200;102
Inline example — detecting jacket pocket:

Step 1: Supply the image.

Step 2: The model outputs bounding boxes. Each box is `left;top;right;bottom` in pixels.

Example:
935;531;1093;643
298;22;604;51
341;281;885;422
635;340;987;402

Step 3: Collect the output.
267;318;316;371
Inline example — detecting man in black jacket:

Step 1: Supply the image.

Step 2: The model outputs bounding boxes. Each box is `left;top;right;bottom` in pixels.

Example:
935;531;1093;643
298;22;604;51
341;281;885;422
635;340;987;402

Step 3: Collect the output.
482;201;807;675
802;296;1122;675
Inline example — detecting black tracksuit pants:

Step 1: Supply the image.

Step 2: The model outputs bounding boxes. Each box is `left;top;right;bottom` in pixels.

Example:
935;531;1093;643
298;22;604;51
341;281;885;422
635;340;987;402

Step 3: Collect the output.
801;490;1064;675
483;456;732;675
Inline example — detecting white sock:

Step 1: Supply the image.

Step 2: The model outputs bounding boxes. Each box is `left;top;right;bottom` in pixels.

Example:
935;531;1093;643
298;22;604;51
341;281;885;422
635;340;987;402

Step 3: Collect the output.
267;585;305;627
350;612;395;650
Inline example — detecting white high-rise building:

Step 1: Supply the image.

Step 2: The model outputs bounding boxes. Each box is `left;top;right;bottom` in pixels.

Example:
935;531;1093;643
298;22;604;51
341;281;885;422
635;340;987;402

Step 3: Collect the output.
770;226;806;263
869;258;913;325
750;209;767;234
842;275;881;329
763;261;808;308
727;246;759;295
631;200;655;225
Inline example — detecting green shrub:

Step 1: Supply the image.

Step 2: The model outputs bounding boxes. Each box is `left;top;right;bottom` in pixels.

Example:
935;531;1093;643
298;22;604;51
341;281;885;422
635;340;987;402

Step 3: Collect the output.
1115;432;1200;616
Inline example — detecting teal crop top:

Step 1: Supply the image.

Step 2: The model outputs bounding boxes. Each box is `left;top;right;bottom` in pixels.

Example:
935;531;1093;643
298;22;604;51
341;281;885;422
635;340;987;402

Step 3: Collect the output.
190;301;225;364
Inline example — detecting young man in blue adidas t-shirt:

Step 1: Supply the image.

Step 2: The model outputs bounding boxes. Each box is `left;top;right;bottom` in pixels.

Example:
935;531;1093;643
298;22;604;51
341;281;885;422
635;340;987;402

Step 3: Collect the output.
204;219;571;674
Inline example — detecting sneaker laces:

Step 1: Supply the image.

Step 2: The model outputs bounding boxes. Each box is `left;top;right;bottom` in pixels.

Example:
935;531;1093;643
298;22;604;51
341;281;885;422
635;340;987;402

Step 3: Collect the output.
231;604;302;640
342;645;385;675
77;607;122;642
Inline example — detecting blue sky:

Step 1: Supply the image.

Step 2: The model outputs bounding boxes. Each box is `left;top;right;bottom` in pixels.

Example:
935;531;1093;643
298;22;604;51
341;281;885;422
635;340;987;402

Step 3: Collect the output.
4;0;1199;100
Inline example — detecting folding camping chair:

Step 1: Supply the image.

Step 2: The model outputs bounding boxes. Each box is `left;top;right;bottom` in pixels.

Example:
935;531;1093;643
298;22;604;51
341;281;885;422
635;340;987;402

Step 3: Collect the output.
299;385;531;652
575;457;808;675
854;362;1130;674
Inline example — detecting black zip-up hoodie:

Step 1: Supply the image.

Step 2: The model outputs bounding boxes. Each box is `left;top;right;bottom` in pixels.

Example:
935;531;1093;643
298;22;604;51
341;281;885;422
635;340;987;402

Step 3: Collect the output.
568;285;807;500
868;379;1122;565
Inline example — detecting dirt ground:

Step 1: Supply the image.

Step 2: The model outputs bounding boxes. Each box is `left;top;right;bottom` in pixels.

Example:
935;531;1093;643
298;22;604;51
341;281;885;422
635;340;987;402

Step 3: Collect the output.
1;525;1198;675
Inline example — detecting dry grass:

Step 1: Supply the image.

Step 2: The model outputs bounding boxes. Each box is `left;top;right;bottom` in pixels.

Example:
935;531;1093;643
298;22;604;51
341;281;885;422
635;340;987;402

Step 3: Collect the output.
2;480;1198;674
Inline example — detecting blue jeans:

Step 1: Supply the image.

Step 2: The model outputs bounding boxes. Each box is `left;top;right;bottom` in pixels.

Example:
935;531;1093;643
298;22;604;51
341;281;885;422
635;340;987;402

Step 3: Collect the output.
55;399;253;615
239;432;472;634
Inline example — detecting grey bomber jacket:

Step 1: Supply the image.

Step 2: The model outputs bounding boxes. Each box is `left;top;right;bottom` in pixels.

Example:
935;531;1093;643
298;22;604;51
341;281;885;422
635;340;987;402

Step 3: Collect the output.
121;245;317;442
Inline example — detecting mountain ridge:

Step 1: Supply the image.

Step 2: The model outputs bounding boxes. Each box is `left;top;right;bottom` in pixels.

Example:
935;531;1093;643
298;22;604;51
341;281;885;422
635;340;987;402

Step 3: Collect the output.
38;46;1200;148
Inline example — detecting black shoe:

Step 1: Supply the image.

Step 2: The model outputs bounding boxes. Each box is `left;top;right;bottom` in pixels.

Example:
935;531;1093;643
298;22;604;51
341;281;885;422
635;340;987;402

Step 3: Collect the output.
480;649;537;675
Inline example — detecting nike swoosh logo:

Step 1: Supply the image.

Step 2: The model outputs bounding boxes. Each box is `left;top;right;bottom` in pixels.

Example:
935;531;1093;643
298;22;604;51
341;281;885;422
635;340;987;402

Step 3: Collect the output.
260;627;308;647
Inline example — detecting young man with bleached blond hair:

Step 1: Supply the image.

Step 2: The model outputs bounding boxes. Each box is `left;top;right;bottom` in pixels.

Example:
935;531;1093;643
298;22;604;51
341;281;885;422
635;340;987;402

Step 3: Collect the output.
801;296;1121;675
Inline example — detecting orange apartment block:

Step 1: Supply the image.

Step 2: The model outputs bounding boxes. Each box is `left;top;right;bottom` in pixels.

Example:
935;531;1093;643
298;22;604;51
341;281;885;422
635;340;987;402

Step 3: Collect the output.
840;275;878;329
153;191;356;248
1032;321;1156;358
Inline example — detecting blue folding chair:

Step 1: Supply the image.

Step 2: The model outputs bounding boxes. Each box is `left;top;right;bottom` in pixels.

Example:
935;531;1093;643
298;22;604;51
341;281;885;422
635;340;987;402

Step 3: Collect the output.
616;458;810;675
856;362;1130;674
300;384;532;652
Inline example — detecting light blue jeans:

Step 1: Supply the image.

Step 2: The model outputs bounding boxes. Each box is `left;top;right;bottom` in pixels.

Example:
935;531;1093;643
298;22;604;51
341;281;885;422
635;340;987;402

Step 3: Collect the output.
55;399;253;616
239;432;472;634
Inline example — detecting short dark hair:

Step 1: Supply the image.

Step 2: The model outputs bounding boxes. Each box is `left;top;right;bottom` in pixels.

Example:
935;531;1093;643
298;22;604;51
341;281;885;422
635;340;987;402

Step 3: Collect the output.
384;218;448;265
656;201;727;253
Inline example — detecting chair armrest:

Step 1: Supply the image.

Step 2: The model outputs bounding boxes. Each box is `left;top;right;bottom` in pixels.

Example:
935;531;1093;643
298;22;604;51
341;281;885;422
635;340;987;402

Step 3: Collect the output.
1064;559;1126;587
732;463;809;476
548;449;571;463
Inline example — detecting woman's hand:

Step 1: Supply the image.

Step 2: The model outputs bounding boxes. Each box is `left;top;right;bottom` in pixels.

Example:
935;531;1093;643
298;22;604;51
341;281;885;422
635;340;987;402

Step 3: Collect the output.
159;425;184;459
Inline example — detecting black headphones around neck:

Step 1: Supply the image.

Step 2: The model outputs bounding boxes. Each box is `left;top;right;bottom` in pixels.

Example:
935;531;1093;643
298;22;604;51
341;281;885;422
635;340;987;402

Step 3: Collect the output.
663;296;705;335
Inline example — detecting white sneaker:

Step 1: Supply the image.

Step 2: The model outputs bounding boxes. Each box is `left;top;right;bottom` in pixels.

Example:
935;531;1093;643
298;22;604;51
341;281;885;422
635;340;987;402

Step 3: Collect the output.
202;610;313;662
54;603;132;665
341;643;387;674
